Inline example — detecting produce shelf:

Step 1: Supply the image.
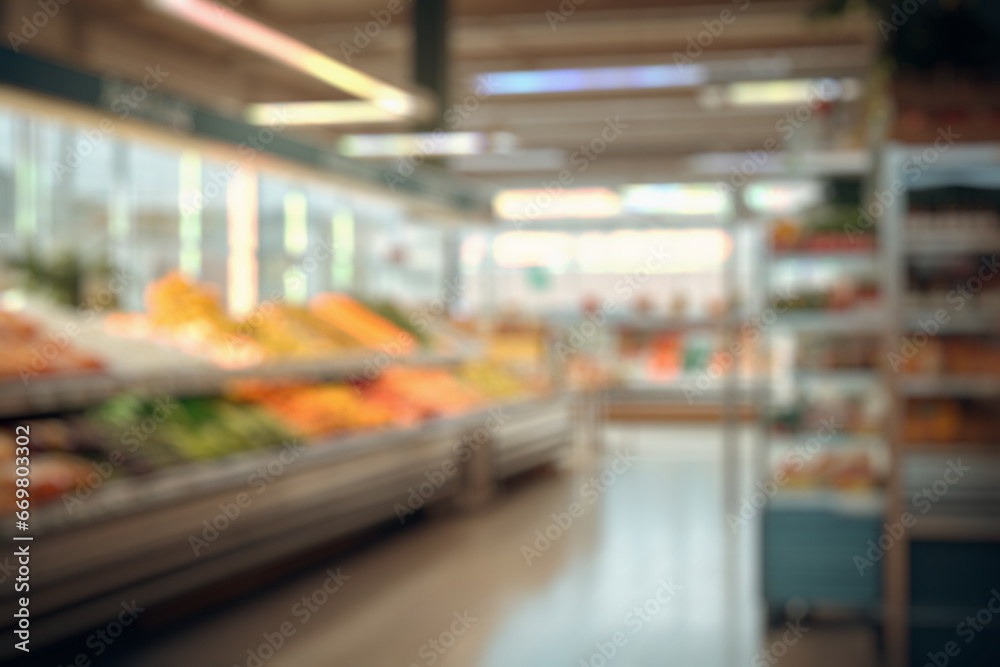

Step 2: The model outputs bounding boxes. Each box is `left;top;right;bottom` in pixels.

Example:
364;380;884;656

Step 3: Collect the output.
0;392;574;659
0;352;467;419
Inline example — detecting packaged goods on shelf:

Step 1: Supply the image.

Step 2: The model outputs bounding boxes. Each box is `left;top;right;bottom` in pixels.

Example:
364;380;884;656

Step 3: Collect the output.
796;333;882;370
773;451;881;490
896;336;1000;375
771;205;877;252
904;398;1000;446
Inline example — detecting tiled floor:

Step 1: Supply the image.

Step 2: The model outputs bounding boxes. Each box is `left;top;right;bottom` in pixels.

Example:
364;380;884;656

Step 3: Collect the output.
106;423;876;667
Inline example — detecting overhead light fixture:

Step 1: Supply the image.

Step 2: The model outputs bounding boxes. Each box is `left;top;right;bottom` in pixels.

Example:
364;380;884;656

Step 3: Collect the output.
620;183;731;217
147;0;430;120
476;63;708;96
720;78;858;107
338;132;518;157
493;187;621;221
245;101;408;126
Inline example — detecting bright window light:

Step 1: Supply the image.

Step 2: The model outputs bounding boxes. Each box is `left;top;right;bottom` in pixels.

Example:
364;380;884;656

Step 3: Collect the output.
477;63;707;95
338;132;488;157
493;229;731;273
744;181;824;214
492;231;574;269
493;187;621;221
226;168;258;316
620;183;731;217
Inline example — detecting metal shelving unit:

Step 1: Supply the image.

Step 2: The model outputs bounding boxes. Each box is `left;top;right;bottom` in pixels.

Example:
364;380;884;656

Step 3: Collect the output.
880;142;1000;667
757;172;891;624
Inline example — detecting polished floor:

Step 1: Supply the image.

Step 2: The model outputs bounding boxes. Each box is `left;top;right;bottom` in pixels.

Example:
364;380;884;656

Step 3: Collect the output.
103;423;873;667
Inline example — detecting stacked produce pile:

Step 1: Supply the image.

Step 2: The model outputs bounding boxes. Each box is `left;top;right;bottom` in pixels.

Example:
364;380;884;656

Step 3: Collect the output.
1;358;542;512
91;394;293;465
0;423;98;512
369;367;484;417
0;311;104;381
458;361;529;399
109;274;424;367
250;305;361;359
310;293;416;353
228;380;397;437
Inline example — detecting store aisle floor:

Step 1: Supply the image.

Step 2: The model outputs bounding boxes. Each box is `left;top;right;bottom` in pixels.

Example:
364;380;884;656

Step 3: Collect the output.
110;424;763;667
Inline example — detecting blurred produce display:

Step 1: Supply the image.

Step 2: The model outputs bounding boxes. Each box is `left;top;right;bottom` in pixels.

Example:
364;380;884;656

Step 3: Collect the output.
372;367;484;417
105;273;428;367
358;298;429;347
1;357;544;514
458;361;529;399
91;394;293;464
0;434;93;513
0;310;105;380
229;380;396;437
311;293;415;352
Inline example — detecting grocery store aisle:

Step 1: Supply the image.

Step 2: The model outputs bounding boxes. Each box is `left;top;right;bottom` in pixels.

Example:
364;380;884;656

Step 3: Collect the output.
107;424;762;667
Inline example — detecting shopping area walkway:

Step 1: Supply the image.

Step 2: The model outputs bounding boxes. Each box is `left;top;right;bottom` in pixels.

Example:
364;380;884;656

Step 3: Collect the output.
109;424;764;667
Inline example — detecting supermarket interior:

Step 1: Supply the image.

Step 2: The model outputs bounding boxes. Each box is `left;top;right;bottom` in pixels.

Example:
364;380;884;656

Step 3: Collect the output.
1;0;1000;666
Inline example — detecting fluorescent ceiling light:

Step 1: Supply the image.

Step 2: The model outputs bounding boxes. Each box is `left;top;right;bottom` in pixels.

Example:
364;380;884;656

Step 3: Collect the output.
245;101;407;126
147;0;428;120
723;78;857;107
493;187;621;221
338;132;496;157
477;63;707;96
620;183;731;217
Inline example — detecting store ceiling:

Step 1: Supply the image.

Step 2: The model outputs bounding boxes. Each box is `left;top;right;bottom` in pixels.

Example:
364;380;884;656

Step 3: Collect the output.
14;0;877;188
